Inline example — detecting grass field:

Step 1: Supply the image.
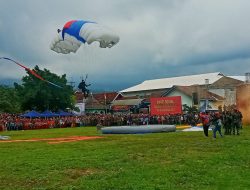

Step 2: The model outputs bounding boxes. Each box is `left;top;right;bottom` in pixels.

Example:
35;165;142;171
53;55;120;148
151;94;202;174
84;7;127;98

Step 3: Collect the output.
0;126;250;190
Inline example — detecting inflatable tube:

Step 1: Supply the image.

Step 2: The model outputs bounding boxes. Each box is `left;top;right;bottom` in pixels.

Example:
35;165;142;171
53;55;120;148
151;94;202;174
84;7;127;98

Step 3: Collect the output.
101;125;176;134
0;135;11;140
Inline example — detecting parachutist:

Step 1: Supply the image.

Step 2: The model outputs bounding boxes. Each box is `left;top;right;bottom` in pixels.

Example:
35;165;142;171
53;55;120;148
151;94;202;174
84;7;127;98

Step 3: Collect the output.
78;79;91;99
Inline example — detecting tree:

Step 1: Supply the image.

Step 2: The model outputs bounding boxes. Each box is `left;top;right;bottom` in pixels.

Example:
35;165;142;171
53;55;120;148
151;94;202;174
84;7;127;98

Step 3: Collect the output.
14;65;74;112
182;104;198;114
0;85;21;113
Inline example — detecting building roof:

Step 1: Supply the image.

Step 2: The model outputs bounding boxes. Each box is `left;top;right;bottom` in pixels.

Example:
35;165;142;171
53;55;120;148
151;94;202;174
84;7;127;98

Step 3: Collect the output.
112;99;145;106
120;72;224;93
209;76;244;89
92;92;118;104
85;95;106;110
228;76;245;82
163;85;224;101
74;91;118;104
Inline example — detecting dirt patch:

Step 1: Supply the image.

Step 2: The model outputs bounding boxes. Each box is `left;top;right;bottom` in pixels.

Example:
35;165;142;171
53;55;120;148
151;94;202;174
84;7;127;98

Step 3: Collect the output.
65;168;103;179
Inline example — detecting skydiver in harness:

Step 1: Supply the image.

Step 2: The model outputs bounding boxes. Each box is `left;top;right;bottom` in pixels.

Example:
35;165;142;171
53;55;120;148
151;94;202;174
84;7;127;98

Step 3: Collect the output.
78;75;91;99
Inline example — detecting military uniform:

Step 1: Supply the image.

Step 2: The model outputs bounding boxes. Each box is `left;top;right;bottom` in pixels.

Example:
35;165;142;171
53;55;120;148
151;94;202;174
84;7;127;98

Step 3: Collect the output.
232;110;241;135
222;111;228;135
224;111;233;135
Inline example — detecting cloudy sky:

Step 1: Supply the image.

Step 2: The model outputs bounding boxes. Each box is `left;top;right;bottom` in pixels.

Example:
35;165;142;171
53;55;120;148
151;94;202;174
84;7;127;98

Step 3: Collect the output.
0;0;250;91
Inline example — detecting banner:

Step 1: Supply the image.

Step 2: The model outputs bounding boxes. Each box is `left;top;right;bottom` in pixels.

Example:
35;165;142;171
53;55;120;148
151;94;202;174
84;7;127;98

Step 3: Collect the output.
150;96;182;115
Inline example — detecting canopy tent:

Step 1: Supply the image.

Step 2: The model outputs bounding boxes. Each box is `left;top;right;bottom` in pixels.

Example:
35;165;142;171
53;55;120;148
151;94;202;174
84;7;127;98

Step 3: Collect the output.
40;110;59;117
20;110;74;118
20;110;41;118
56;110;74;117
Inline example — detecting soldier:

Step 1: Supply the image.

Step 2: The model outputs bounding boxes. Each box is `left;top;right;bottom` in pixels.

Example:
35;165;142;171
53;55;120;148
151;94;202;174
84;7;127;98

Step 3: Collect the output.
227;111;233;135
232;109;240;135
223;111;232;135
78;75;91;99
238;110;243;129
222;111;228;135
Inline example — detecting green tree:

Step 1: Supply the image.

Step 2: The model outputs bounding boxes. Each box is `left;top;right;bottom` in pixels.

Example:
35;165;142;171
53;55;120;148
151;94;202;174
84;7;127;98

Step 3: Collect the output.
183;104;198;114
0;85;21;113
14;65;74;112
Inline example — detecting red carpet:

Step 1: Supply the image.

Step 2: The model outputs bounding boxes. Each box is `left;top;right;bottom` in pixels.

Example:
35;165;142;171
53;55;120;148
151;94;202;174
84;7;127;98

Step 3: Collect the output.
0;136;103;144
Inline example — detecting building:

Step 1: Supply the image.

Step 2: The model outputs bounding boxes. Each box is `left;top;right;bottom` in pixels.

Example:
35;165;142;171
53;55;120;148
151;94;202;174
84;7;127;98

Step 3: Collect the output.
162;85;224;111
74;72;245;114
119;72;244;111
120;72;225;97
74;91;118;114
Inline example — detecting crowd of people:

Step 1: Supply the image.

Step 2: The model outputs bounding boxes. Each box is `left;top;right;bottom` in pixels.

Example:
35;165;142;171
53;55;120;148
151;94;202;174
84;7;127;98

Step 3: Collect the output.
0;112;200;131
0;109;243;138
200;109;243;138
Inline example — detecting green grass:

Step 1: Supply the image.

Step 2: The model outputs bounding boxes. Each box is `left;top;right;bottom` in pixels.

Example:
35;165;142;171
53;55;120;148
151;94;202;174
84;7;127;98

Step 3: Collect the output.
0;126;250;190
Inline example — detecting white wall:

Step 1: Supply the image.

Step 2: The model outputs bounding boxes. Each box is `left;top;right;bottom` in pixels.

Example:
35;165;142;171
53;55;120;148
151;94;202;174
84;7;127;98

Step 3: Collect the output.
165;91;193;107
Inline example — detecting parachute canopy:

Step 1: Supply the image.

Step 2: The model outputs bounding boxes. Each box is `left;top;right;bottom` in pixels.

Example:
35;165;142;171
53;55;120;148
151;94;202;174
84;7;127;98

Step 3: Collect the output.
50;20;120;54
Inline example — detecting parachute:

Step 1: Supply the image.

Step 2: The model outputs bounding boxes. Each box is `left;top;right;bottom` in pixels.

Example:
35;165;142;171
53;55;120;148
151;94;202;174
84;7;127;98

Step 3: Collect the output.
0;57;62;88
50;20;120;54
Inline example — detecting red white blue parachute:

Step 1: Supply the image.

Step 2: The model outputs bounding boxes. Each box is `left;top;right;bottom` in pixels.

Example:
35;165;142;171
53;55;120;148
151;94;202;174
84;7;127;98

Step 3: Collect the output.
50;20;120;54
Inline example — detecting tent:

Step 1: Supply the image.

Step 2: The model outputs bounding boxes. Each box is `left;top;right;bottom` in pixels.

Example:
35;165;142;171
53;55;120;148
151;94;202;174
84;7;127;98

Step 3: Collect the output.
40;110;59;117
57;110;74;117
20;110;41;118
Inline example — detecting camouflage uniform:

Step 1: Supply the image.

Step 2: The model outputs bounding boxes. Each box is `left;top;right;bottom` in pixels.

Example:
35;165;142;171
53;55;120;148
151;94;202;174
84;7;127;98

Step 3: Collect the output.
238;111;243;129
222;111;228;135
224;111;233;135
232;110;240;135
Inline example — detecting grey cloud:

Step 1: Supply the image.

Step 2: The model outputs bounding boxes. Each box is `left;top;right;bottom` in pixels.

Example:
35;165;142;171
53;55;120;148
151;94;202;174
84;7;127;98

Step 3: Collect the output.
0;0;250;90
